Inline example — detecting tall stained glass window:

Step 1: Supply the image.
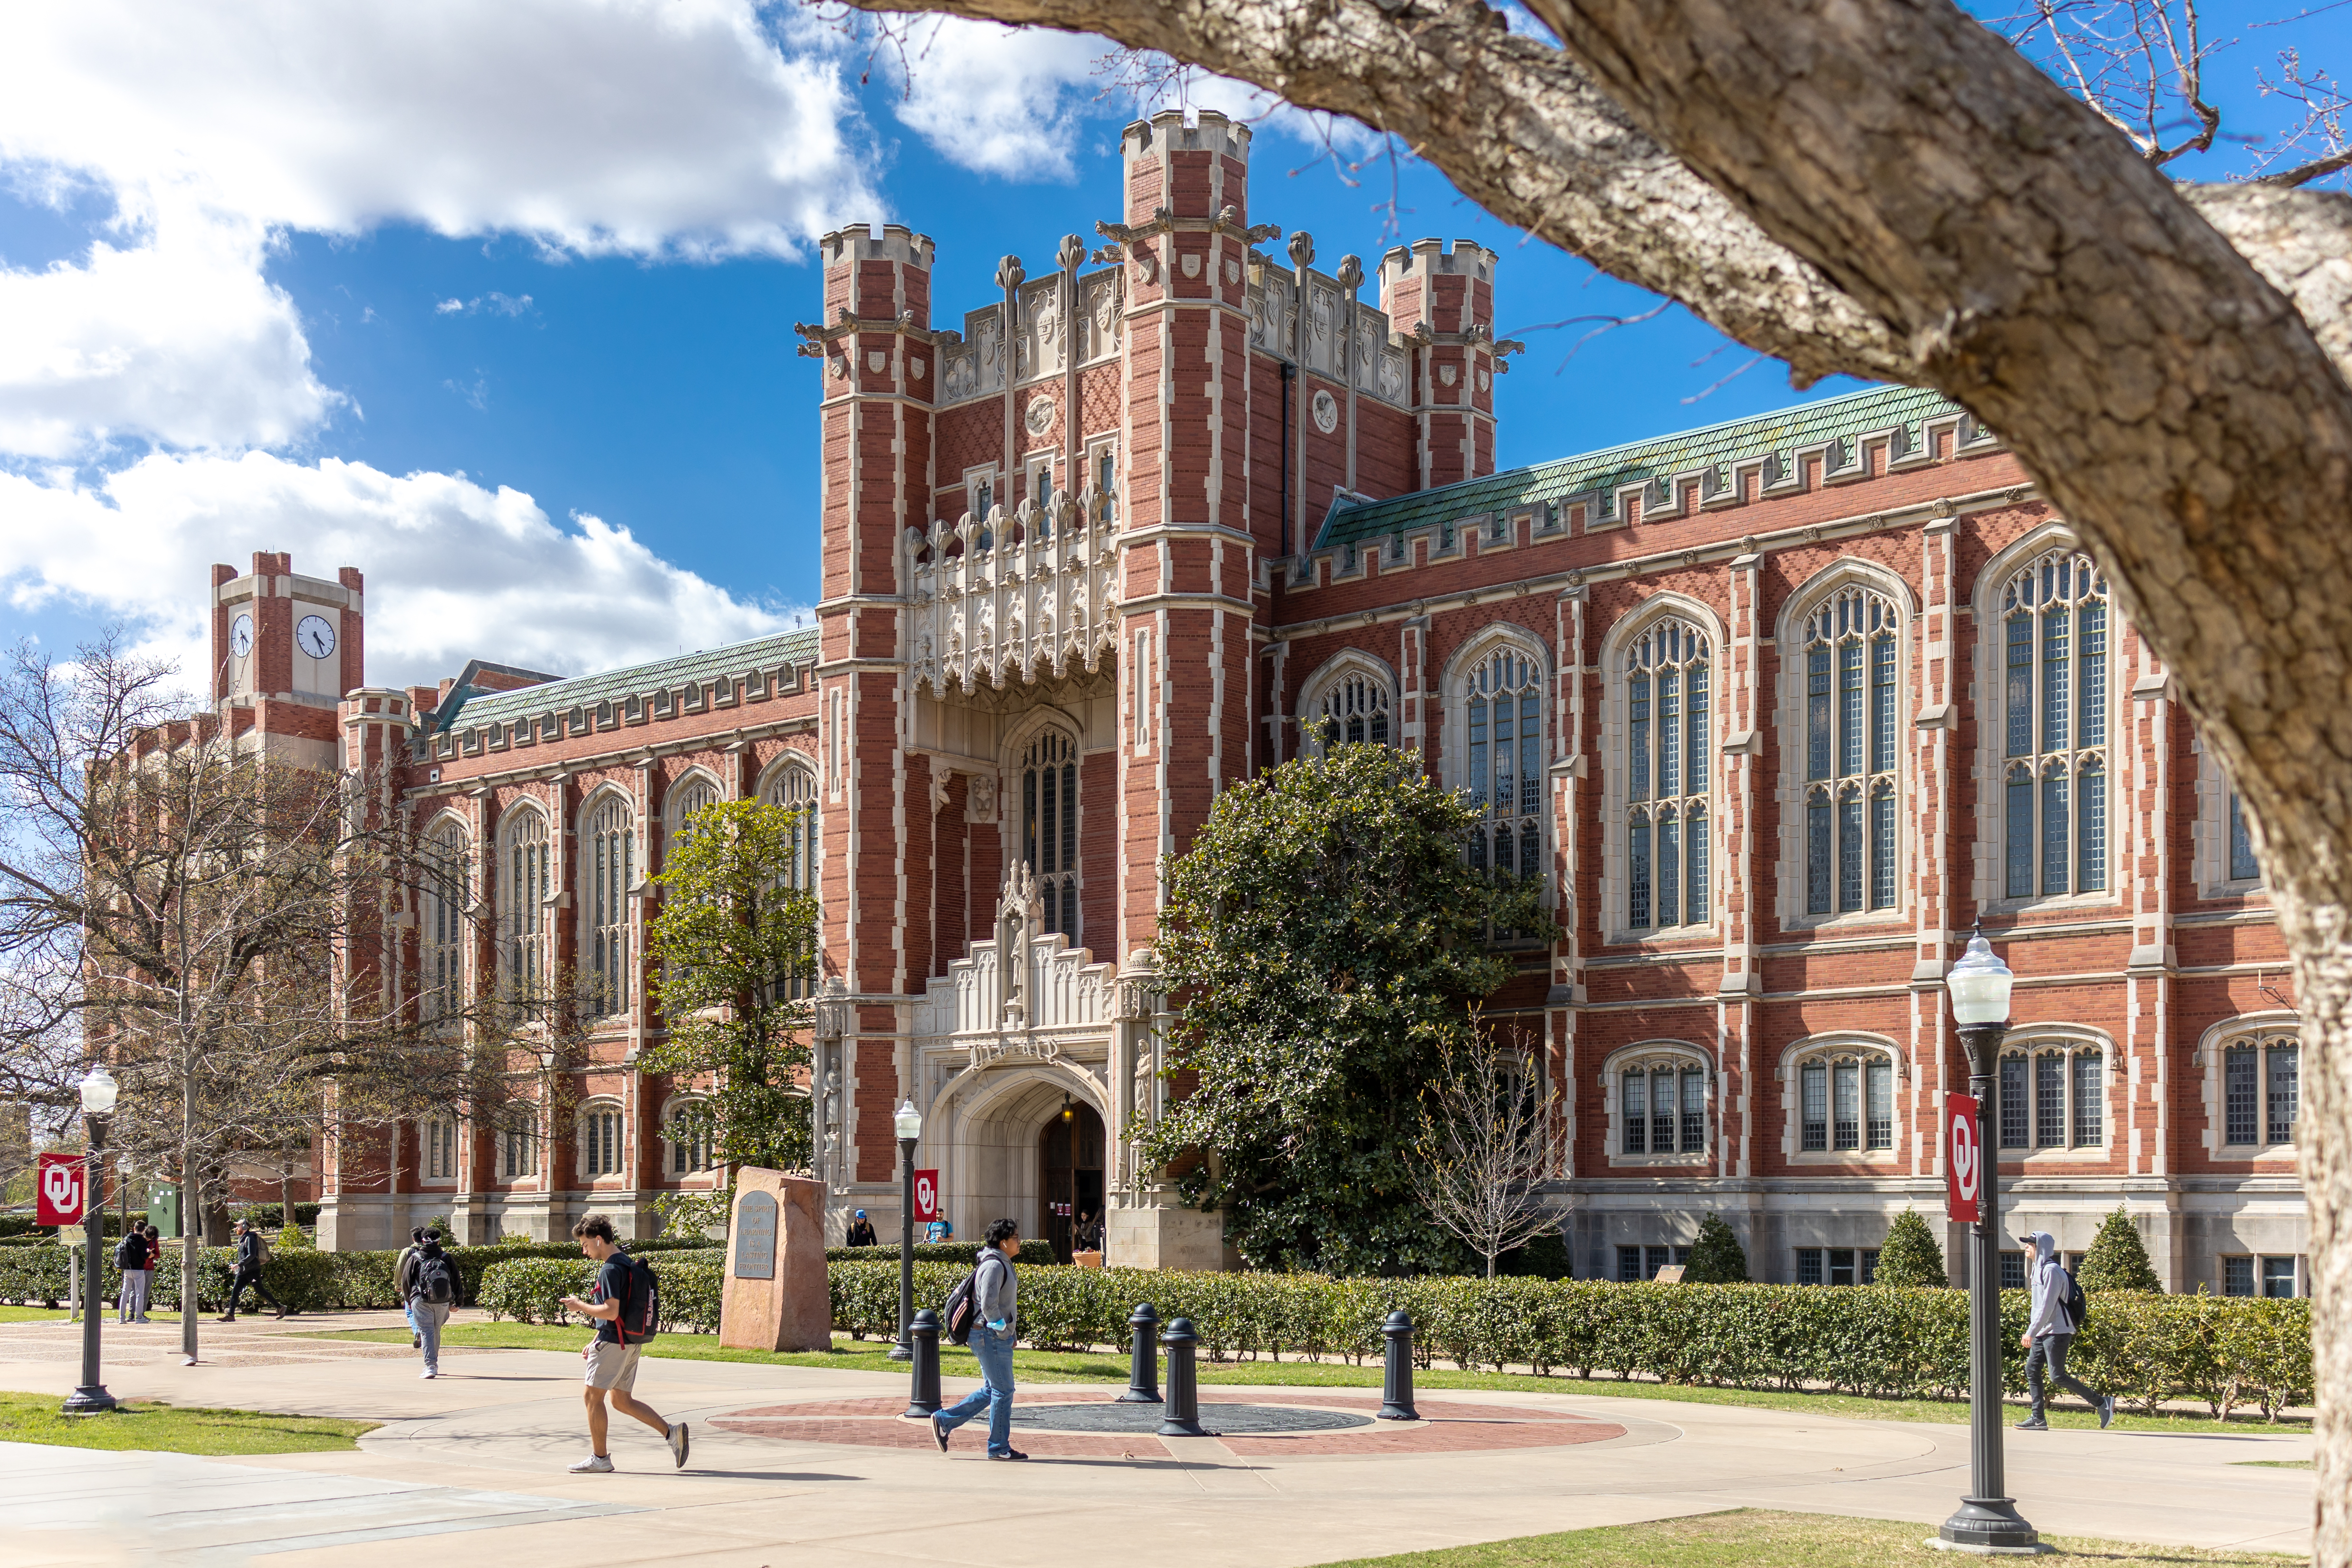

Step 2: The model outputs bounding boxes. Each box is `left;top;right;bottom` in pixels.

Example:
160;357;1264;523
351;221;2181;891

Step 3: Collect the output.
2000;551;2109;899
1802;587;1901;915
1463;645;1547;894
1022;729;1081;942
504;808;551;993
1625;619;1709;930
421;821;468;1023
584;795;635;1016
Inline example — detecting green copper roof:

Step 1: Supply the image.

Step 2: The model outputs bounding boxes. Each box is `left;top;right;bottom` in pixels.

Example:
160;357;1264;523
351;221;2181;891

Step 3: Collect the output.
441;625;820;732
1313;382;1961;552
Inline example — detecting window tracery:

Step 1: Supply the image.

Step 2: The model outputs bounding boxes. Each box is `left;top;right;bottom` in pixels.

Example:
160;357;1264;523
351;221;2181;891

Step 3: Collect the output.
1611;1048;1710;1157
1791;1042;1897;1153
1799;586;1900;916
583;794;634;1016
1307;669;1394;754
421;819;468;1023
1623;618;1709;930
1020;729;1080;943
1998;551;2109;899
1460;642;1545;889
502;807;550;994
1996;1039;2106;1150
580;1101;624;1178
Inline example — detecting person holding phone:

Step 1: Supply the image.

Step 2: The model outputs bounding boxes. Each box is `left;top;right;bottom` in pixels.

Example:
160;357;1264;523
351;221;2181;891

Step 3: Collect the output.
558;1214;688;1473
930;1218;1024;1460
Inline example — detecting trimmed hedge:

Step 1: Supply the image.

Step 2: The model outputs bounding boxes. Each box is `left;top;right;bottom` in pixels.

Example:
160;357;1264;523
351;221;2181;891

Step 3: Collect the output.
231;1203;324;1229
477;1252;725;1334
820;1263;2313;1421
826;1241;1056;1268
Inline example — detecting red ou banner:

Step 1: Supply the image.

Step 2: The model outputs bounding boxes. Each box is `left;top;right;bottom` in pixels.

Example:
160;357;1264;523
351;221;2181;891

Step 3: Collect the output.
913;1169;939;1222
1946;1093;1983;1224
36;1151;86;1226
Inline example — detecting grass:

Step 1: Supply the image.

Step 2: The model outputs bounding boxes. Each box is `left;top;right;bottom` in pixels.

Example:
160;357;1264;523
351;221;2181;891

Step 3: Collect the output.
0;1390;375;1455
1310;1509;2300;1568
2232;1460;2313;1469
0;1306;182;1323
303;1322;2309;1437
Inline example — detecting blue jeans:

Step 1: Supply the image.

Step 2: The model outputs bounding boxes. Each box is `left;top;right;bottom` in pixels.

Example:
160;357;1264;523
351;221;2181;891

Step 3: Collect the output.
936;1324;1017;1454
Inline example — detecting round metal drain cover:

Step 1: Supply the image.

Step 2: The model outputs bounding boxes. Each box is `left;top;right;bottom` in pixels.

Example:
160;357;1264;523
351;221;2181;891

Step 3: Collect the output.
1008;1402;1371;1434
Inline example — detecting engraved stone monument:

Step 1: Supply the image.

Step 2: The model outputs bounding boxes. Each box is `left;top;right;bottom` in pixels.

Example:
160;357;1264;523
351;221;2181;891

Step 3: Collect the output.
719;1167;829;1352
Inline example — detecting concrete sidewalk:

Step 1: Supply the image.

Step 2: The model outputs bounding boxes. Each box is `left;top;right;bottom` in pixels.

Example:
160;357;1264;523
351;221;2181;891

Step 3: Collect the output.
0;1316;2314;1567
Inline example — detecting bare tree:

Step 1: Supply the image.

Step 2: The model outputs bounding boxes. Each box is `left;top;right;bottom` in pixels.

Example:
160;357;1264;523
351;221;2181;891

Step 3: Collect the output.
826;0;2352;1544
1411;1015;1561;1279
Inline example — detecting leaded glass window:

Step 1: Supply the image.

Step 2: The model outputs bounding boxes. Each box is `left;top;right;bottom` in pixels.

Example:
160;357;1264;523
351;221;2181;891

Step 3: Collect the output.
2228;790;2261;882
1802;587;1900;916
763;761;821;999
668;1100;714;1174
1619;1057;1707;1155
582;1105;623;1177
2220;1032;2299;1147
2001;1042;2106;1150
424;1117;459;1181
1796;1048;1896;1152
1022;729;1081;943
1625;619;1709;930
667;774;720;864
503;808;550;993
1463;644;1546;898
2000;551;2109;899
421;820;468;1023
584;795;635;1016
501;1109;537;1179
1310;670;1394;754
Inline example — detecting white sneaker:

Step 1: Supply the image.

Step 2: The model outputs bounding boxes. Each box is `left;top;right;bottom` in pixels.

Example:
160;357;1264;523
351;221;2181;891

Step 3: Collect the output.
568;1454;614;1473
667;1422;690;1469
419;1369;437;1379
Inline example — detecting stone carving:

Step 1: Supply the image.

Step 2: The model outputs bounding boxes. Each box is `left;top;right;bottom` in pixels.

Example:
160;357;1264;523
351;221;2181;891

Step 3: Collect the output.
867;350;886;373
1311;389;1339;434
966;770;997;824
1025;395;1056;436
1440;363;1458;387
905;488;1119;695
1377;349;1406;403
1181;252;1201;278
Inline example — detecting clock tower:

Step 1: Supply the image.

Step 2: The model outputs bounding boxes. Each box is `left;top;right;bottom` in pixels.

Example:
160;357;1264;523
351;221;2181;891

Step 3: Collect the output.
210;551;366;767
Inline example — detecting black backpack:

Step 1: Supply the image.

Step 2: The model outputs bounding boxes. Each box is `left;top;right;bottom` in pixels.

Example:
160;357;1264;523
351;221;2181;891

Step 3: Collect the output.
114;1233;144;1270
608;1253;660;1344
2062;1266;2089;1332
415;1252;456;1306
942;1270;978;1347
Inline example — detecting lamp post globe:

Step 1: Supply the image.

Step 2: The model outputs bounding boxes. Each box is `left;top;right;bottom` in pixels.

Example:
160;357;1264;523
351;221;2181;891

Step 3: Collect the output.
1933;926;2038;1555
890;1099;921;1362
64;1063;119;1415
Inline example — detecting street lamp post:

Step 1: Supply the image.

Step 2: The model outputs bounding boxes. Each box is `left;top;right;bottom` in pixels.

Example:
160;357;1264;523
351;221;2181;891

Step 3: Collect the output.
64;1065;120;1415
1935;928;2040;1554
890;1098;921;1363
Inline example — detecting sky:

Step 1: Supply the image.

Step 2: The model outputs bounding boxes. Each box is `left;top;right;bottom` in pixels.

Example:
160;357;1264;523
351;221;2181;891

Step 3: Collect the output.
0;0;2344;697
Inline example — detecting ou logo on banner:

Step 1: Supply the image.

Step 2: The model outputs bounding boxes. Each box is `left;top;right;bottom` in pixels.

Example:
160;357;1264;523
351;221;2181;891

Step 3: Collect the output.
36;1151;86;1226
913;1169;939;1222
1946;1093;1983;1224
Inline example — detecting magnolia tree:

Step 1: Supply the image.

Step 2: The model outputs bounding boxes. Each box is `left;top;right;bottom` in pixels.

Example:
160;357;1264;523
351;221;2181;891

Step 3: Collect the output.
836;0;2352;1542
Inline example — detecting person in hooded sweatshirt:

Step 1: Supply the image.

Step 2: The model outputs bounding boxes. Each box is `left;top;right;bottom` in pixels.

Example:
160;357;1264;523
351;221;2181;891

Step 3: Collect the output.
2016;1230;2115;1430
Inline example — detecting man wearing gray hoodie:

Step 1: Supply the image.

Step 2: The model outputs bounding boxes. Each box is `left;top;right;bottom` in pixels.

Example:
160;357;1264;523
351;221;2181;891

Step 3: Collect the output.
2016;1230;2115;1430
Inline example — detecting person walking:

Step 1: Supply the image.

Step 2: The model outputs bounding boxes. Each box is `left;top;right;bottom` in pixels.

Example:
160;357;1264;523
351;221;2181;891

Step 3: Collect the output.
930;1218;1025;1461
2016;1230;2115;1430
114;1224;150;1324
845;1210;878;1247
395;1227;428;1348
405;1232;458;1379
219;1219;289;1322
137;1224;160;1321
557;1214;688;1473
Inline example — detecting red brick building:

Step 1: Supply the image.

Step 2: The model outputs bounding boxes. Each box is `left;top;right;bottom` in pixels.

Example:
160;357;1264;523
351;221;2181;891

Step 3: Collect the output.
230;110;2302;1291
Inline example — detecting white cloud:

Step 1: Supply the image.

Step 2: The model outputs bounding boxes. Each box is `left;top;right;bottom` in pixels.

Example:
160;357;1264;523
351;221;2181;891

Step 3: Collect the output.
0;452;798;691
0;200;334;460
0;0;880;262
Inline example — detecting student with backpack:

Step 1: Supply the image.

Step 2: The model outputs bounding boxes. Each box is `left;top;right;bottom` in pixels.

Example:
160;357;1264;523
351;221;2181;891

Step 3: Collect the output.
115;1225;151;1324
2016;1230;2116;1430
404;1232;458;1378
558;1213;687;1473
929;1218;1026;1461
219;1219;288;1321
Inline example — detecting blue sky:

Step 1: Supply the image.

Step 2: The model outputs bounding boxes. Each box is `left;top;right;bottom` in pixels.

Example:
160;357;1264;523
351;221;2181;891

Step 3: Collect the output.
0;0;2343;694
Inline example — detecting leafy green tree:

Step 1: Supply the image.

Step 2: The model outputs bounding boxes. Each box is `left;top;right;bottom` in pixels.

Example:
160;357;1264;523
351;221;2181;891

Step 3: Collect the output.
1875;1208;1950;1288
1146;745;1548;1275
2078;1205;2161;1292
1683;1214;1749;1283
643;799;820;1233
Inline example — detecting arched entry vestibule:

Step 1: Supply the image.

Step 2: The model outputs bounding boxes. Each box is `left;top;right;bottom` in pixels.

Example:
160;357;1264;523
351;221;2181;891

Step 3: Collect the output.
1039;1098;1105;1262
925;1060;1108;1253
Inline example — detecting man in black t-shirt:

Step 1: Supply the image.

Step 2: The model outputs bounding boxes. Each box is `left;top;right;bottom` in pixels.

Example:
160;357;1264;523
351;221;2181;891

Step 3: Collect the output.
558;1213;688;1473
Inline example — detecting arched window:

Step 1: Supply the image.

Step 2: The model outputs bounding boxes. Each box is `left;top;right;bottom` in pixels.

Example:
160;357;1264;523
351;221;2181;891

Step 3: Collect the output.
423;1115;460;1182
420;819;468;1023
1800;586;1900;916
500;1106;538;1179
1307;669;1393;754
666;772;721;867
502;808;551;994
1998;551;2109;899
580;1101;625;1178
1610;1048;1710;1157
1020;729;1080;942
1624;619;1709;930
1996;1038;2105;1149
762;760;819;894
1791;1043;1897;1153
583;794;635;1016
2214;1027;2298;1150
1460;642;1546;886
667;1099;715;1175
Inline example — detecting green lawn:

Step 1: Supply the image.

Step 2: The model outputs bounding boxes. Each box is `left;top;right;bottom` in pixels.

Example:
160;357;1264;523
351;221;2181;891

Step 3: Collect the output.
0;1391;375;1455
0;1306;182;1323
2232;1459;2313;1469
1311;1510;2299;1568
305;1322;2306;1436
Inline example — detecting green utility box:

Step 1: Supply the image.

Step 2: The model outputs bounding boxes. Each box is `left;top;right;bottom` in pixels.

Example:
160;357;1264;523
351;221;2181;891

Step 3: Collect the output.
146;1188;180;1239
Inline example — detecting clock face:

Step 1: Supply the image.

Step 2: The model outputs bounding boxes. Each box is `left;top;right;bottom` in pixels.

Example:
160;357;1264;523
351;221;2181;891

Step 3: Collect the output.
296;614;336;660
229;614;253;659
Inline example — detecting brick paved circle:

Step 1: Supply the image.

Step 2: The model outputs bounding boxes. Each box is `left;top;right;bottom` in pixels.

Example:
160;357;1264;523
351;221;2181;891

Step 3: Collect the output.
708;1391;1628;1458
1011;1401;1372;1434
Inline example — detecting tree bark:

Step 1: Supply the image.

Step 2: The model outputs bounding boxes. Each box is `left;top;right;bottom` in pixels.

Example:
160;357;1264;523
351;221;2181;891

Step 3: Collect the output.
844;0;2352;1551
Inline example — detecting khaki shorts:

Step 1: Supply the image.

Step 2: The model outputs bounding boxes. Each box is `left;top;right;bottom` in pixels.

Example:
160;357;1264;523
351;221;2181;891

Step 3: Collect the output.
583;1339;641;1394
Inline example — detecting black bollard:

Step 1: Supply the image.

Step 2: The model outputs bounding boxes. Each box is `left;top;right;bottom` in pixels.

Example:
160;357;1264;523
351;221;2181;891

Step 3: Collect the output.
1117;1302;1163;1404
1377;1309;1418;1421
1157;1316;1205;1436
904;1307;942;1418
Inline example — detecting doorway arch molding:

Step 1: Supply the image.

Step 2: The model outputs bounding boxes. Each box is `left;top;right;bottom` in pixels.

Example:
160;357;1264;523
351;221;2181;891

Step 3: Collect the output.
925;1056;1108;1246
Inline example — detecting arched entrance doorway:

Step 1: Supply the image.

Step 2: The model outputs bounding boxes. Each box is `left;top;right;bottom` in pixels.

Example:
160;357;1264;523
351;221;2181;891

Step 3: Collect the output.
1038;1098;1105;1262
